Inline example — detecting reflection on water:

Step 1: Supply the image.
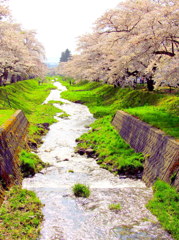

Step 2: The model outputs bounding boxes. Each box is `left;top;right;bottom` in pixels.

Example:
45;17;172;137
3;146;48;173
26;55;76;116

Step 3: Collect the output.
23;82;172;240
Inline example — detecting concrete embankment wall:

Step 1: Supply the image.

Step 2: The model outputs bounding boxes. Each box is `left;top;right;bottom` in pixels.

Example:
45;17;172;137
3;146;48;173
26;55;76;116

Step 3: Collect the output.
112;110;179;190
0;110;29;198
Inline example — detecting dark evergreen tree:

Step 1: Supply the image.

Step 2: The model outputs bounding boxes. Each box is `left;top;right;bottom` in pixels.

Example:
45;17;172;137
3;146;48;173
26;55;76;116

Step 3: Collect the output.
60;49;71;62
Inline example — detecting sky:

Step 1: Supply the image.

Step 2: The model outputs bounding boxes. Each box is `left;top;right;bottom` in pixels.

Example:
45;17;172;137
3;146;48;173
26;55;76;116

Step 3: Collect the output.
8;0;120;63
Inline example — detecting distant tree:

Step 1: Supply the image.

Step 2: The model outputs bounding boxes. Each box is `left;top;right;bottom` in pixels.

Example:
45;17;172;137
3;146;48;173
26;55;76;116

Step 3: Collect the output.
59;49;71;62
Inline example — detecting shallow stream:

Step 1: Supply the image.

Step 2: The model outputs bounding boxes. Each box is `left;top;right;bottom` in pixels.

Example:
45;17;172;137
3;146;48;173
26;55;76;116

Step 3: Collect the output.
23;82;172;240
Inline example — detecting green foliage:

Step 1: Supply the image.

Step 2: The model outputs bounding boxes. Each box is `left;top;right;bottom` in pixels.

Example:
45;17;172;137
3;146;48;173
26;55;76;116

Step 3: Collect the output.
109;203;121;211
72;183;90;198
147;180;179;240
77;116;144;174
59;49;71;62
0;186;43;240
19;150;47;177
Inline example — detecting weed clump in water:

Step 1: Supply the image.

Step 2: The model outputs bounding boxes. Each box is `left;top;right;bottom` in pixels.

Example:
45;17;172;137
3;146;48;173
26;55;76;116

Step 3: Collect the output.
109;203;121;211
72;183;90;198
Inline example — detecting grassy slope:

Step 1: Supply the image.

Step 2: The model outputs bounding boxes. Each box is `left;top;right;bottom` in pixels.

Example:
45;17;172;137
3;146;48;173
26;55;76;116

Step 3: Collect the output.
147;180;179;240
60;78;178;173
61;80;179;138
0;186;43;240
0;79;60;141
0;110;15;126
0;78;61;178
0;78;61;239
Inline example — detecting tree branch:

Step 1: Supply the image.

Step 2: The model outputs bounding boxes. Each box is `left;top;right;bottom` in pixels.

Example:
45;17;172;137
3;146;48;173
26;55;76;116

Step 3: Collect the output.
153;51;175;57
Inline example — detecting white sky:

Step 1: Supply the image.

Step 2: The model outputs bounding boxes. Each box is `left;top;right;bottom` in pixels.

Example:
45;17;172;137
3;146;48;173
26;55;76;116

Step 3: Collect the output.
8;0;120;63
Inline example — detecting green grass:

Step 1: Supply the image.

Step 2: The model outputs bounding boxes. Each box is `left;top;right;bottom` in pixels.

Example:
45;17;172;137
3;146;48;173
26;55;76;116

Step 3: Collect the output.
59;76;178;175
58;77;179;238
124;106;179;138
59;112;70;118
72;183;91;198
0;79;61;144
0;110;15;126
0;78;61;182
0;186;43;240
108;203;121;211
0;79;54;113
0;79;59;179
0;78;62;239
60;78;179;138
147;180;179;240
77;116;144;174
19;150;47;178
48;100;64;105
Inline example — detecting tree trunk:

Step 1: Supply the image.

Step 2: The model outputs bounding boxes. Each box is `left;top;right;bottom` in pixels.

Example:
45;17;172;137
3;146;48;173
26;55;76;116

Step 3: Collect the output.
17;75;22;81
10;74;16;83
147;78;154;91
0;76;3;86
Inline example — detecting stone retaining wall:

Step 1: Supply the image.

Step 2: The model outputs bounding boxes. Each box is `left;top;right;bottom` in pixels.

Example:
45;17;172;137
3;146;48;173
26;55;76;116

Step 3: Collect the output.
112;110;179;190
0;110;29;196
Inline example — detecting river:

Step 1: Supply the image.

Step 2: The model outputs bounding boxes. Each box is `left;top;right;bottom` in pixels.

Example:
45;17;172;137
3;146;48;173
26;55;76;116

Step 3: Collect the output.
23;82;172;240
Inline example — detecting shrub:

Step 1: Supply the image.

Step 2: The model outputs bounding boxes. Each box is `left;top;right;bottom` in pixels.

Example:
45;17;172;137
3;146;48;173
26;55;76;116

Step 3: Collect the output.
72;183;90;198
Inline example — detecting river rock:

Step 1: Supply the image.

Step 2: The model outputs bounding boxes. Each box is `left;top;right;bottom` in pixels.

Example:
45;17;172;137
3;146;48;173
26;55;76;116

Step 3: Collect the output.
86;148;96;158
77;148;86;155
37;122;50;130
27;140;38;150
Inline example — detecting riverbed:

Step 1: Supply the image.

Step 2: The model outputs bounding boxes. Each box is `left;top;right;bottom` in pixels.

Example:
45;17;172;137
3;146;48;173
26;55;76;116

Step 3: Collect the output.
23;82;172;240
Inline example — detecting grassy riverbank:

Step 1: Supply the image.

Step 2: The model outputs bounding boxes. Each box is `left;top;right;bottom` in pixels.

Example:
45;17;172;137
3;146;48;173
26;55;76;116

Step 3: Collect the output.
0;78;61;239
147;180;179;240
0;78;62;174
60;79;179;138
0;78;60;143
60;78;178;176
59;77;179;239
0;186;43;240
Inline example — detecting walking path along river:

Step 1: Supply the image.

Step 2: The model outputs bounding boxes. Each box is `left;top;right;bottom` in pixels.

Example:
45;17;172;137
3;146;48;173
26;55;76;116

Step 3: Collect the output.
23;82;172;240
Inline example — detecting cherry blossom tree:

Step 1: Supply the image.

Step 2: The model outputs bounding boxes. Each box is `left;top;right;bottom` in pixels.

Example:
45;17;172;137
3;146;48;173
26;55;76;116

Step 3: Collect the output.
0;0;46;85
59;0;179;89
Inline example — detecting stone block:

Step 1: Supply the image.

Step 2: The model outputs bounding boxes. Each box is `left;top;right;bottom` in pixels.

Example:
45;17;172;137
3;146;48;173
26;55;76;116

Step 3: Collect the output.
0;110;29;188
112;110;179;190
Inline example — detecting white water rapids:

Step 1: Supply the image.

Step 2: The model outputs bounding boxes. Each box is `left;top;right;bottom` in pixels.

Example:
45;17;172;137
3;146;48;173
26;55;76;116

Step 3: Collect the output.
23;82;173;240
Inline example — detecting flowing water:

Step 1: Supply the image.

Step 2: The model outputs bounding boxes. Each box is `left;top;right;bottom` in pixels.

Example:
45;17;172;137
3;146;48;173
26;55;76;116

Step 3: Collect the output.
23;82;173;240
